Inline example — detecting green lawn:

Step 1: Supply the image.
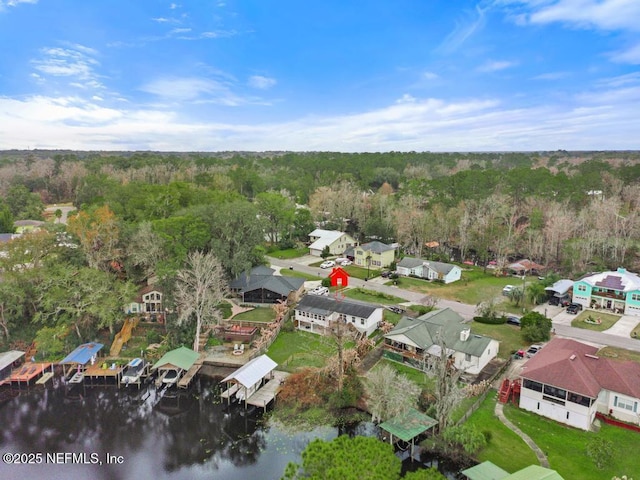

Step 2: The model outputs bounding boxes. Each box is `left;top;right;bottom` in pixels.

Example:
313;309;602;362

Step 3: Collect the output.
341;265;380;280
571;310;620;331
267;330;338;371
503;403;640;479
465;393;640;478
464;392;540;472
343;287;406;305
233;306;275;323
469;321;527;360
386;268;536;305
267;246;309;259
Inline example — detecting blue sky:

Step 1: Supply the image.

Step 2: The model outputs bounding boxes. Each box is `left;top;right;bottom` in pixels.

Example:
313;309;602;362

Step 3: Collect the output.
0;0;639;152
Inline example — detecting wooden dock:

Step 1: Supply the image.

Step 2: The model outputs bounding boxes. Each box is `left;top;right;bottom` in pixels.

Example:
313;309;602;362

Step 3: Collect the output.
245;370;290;412
36;372;54;385
177;354;205;389
220;383;239;401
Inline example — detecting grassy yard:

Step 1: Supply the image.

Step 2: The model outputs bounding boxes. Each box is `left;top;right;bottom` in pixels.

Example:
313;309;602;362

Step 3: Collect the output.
465;392;640;478
267;246;309;259
341;265;380;280
469;321;527;360
464;391;544;472
343;287;406;305
597;345;640;363
387;267;536;306
503;403;640;479
267;330;338;370
571;310;620;331
233;306;276;323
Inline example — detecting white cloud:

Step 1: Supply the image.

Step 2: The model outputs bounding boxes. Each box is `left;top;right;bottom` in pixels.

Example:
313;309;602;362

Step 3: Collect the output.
31;45;104;90
609;43;640;64
437;4;488;53
532;71;570;80
422;71;439;80
140;77;225;101
477;60;518;72
2;80;639;151
248;75;276;90
508;0;640;32
0;0;37;12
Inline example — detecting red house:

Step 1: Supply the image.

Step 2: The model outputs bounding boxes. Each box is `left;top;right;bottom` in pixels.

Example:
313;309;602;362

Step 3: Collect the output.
329;267;349;288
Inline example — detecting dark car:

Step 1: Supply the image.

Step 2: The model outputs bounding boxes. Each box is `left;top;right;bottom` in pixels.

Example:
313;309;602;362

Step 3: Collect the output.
506;315;521;326
380;270;392;278
566;303;582;314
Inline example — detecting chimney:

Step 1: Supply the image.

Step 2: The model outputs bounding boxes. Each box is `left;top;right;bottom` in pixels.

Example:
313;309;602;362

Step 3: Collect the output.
460;328;470;342
617;267;627;274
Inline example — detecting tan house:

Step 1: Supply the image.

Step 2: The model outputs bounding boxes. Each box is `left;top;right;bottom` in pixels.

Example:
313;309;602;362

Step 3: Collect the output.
354;241;395;270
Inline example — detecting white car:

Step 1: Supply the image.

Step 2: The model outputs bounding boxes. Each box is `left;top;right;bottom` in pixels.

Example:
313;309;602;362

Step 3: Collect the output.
502;285;515;296
339;259;352;266
309;286;329;296
320;260;335;269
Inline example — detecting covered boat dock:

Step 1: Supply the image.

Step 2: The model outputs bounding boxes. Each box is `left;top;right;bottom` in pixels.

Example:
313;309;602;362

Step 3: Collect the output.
220;354;289;411
379;408;438;461
0;350;25;384
59;342;106;384
151;346;199;388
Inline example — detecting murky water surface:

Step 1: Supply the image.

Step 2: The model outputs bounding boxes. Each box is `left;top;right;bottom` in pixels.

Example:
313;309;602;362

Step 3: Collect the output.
0;376;462;479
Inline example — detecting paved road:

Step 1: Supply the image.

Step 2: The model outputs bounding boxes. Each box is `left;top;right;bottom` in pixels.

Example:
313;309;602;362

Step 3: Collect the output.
267;256;477;319
269;256;640;353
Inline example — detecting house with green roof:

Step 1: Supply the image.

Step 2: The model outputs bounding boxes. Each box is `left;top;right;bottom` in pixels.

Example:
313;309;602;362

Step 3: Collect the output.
462;461;564;480
383;308;499;375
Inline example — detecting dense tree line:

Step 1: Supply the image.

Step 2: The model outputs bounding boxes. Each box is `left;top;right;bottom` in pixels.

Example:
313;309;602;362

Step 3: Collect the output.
2;149;640;351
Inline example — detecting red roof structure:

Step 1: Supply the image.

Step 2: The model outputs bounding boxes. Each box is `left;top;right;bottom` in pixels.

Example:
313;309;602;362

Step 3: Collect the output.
328;266;349;288
522;337;640;399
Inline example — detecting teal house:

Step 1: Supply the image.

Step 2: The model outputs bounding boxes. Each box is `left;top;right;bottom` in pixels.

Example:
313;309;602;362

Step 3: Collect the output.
572;267;640;316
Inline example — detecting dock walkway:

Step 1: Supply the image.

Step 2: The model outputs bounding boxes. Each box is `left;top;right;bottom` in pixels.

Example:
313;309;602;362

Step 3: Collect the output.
245;370;290;412
178;353;205;389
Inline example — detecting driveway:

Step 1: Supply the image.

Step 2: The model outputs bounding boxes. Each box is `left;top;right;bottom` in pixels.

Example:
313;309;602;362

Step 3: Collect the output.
602;315;640;336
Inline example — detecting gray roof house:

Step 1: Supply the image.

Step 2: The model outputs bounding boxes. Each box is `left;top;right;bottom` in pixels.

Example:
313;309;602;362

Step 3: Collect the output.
383;308;499;375
230;265;305;304
295;294;383;337
396;257;462;284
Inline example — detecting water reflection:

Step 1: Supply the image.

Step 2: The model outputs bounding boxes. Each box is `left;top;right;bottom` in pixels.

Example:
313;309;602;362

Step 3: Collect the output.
0;376;461;480
0;376;292;480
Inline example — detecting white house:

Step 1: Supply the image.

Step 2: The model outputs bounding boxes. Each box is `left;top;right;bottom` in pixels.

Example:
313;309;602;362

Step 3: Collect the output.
308;229;356;257
519;337;640;431
396;257;462;284
294;294;383;337
383;308;499;375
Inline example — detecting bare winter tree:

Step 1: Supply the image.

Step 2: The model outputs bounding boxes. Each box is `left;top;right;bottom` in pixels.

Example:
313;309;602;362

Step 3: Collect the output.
423;334;464;434
174;251;228;352
126;221;166;281
365;363;420;423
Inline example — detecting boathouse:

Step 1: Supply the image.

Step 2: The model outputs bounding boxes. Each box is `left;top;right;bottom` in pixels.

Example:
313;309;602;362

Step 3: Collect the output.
0;350;24;383
151;346;199;387
220;354;289;411
59;342;105;384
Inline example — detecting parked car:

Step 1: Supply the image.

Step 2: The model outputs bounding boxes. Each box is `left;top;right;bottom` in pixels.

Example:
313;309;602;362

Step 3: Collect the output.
506;315;521;326
502;285;515;296
309;286;329;296
386;306;406;314
526;344;543;357
549;295;570;307
380;270;392;278
566;303;583;314
339;259;352;266
320;260;335;269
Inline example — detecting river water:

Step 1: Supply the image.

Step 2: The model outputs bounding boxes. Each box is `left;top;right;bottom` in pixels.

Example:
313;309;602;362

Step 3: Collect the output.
0;376;462;480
